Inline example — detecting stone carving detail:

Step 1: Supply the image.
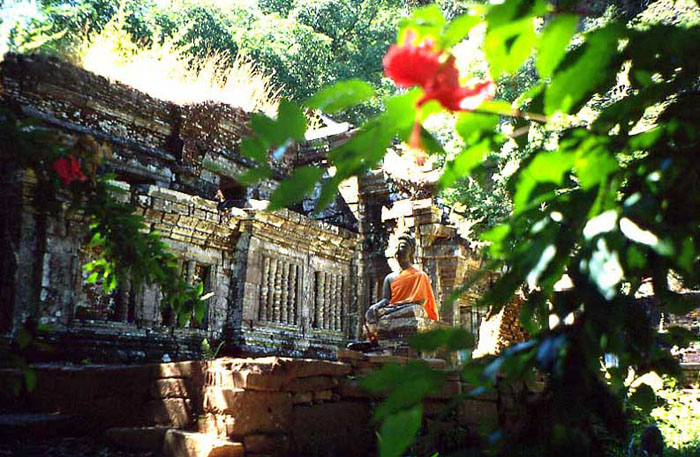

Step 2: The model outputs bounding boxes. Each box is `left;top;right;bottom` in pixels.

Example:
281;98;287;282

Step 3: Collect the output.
259;256;300;325
313;272;345;331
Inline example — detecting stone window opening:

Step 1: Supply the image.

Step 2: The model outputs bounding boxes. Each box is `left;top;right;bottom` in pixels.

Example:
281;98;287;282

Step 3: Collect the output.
461;305;485;340
190;261;213;329
312;271;344;332
112;170;155;186
258;256;299;326
216;177;246;210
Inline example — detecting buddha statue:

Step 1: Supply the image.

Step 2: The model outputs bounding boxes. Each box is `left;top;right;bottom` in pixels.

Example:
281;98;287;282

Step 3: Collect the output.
364;233;439;339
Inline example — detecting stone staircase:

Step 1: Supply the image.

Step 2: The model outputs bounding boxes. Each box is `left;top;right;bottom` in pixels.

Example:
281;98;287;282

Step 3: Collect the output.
103;356;357;457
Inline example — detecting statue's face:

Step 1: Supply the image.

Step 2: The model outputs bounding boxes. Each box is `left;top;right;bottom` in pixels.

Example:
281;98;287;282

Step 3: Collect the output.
395;239;413;261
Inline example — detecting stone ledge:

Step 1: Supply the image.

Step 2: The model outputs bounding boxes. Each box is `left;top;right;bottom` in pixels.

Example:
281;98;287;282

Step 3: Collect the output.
163;429;244;457
104;426;170;453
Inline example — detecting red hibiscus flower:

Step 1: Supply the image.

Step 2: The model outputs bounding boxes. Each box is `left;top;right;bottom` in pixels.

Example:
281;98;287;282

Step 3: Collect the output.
418;57;496;111
383;31;496;153
383;34;442;89
53;155;88;186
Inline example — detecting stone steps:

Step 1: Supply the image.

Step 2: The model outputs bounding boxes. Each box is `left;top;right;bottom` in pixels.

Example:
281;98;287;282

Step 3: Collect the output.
103;426;171;453
104;427;244;457
163;429;244;457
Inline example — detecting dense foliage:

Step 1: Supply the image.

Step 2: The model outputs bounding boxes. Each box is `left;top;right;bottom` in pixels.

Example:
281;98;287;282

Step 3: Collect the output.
6;0;415;123
236;1;700;455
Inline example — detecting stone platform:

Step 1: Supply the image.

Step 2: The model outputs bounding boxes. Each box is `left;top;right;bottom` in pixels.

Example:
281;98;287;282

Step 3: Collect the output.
0;353;532;457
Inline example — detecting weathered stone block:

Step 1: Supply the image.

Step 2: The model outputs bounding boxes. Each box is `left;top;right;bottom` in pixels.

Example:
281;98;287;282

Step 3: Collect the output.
375;317;439;339
143;398;193;428
336;379;382;399
151;378;190;399
232;369;285;391
336;349;367;362
427;378;461;400
421;358;449;369
364;354;410;365
243;434;289;454
423;400;452;418
291;392;313;405
292;402;373;457
312;389;333;402
157;361;202;379
104;426;170;452
282;376;335;393
271;357;352;378
203;388;292;436
162;429;244;457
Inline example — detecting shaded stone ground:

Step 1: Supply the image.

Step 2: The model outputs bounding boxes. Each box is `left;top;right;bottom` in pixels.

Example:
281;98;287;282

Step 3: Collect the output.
0;436;156;457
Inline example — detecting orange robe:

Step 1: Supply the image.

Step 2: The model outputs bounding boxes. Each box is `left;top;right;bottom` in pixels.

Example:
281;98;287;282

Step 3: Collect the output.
390;267;439;320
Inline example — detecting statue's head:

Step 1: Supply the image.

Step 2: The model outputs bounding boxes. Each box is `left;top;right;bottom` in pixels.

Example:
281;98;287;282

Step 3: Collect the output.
395;233;416;266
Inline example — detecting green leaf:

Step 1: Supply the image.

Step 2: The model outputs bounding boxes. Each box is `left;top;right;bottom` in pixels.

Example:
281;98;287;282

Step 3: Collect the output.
485;0;539;79
399;4;445;44
482;224;511;258
382;90;421;131
536;15;578;79
240;136;268;163
268;166;324;211
361;363;407;392
315;175;341;213
250;114;286;147
456;112;499;144
379;405;423;457
236;166;272;186
15;329;32;350
441;14;480;49
193;300;207;325
629;383;656;414
545;24;623;115
306;80;374;114
23;368;37;392
86;271;100;284
513;150;575;214
439;139;491;190
103;273;117;294
575;145;618;190
177;309;191;328
479;100;514;115
278;99;307;142
410;125;445;155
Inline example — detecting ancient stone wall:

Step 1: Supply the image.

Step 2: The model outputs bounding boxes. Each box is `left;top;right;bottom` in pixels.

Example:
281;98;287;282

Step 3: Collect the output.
1;54;361;361
1;52;498;361
231;210;361;357
1;354;535;457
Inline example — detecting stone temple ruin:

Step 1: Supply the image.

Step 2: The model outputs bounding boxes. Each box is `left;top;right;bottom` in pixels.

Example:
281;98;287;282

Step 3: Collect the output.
0;54;498;363
0;54;543;457
6;54;693;457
